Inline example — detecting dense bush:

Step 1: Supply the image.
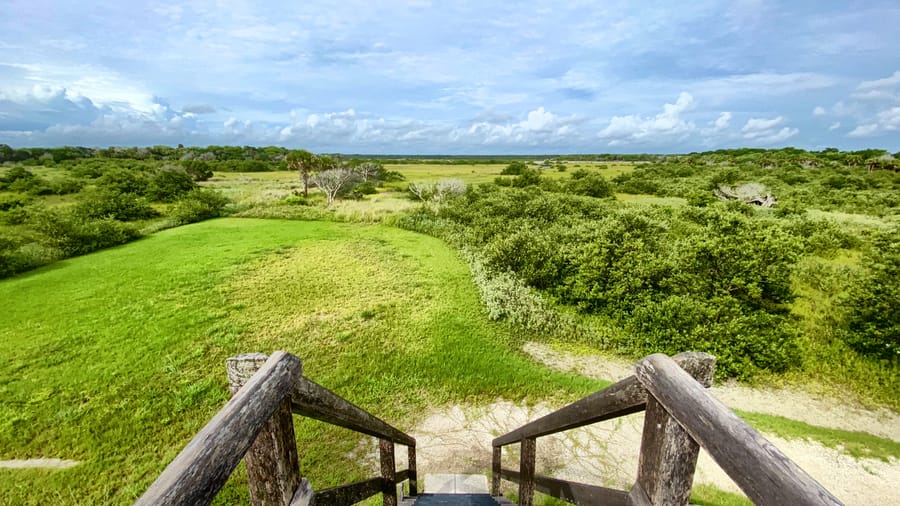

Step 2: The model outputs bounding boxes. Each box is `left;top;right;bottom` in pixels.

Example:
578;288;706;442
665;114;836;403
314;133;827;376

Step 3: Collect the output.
146;167;196;202
169;189;231;224
31;209;142;256
841;231;900;360
409;186;804;377
75;190;159;221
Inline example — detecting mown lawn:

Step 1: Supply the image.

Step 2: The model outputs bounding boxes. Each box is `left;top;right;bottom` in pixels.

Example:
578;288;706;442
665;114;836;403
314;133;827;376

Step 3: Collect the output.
0;218;601;505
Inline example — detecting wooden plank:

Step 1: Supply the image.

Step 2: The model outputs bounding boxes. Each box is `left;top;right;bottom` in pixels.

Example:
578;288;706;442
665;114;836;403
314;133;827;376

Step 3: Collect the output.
518;438;536;506
289;478;314;506
635;354;713;505
380;439;397;506
626;482;652;506
407;445;418;496
395;469;410;484
493;352;714;447
314;477;384;505
491;446;501;496
501;468;628;506
136;351;302;506
291;376;416;446
227;353;302;506
635;354;843;506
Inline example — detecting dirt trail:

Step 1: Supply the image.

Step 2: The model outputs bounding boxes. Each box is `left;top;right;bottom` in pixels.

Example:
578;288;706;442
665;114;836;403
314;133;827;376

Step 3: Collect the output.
0;459;79;469
400;343;898;505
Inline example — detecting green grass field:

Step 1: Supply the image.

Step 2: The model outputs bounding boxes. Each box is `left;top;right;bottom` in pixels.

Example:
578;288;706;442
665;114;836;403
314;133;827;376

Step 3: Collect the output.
0;218;602;505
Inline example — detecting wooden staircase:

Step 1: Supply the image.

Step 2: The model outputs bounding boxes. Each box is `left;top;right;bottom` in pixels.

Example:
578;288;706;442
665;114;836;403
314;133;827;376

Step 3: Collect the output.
135;351;844;506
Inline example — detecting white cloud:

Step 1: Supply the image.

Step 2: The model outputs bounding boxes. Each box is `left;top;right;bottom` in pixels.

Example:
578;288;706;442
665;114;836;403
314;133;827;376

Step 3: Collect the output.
856;71;900;92
829;121;841;131
813;106;827;116
714;112;732;130
847;124;879;138
741;116;798;144
599;92;696;145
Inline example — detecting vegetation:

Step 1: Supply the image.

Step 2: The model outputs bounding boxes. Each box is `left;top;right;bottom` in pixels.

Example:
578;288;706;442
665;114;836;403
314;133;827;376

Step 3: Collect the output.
1;144;897;504
0;219;600;504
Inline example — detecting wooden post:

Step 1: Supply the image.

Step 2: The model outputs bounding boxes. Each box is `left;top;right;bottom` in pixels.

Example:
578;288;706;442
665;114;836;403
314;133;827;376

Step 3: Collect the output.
632;354;714;506
519;438;536;506
408;444;418;496
491;446;501;496
227;353;301;506
380;438;397;506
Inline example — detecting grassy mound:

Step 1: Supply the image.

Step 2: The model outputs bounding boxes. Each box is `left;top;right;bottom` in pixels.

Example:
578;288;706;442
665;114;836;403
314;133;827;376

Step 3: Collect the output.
0;218;600;505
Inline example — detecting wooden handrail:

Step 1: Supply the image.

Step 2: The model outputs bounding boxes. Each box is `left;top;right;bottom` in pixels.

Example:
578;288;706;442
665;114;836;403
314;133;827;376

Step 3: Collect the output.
635;354;843;506
491;352;844;506
292;376;416;446
136;351;417;506
136;352;302;506
492;352;714;447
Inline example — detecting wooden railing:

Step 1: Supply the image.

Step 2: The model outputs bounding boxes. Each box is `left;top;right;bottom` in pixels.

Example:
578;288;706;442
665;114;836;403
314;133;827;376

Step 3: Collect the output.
491;352;844;506
136;351;417;506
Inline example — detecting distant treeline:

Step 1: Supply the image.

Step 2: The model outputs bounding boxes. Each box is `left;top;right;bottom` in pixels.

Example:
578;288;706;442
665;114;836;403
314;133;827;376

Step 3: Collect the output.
3;144;898;169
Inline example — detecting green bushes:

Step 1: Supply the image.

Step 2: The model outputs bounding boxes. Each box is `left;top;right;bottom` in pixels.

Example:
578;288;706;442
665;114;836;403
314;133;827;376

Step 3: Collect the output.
170;189;230;224
409;186;806;378
841;230;900;360
31;210;142;256
146;167;196;202
75;189;159;221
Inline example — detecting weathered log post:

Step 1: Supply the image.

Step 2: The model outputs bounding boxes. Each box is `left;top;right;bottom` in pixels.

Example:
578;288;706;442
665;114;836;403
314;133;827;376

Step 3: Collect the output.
380;439;397;506
227;353;301;506
408;444;418;496
491;446;501;497
630;352;715;506
519;437;537;506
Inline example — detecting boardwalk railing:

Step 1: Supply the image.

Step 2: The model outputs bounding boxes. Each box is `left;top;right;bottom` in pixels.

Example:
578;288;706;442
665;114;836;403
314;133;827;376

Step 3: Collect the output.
491;352;844;506
136;351;416;506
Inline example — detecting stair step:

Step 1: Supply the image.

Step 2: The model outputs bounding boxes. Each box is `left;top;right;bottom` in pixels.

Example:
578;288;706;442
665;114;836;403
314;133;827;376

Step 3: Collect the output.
405;493;504;505
423;474;488;494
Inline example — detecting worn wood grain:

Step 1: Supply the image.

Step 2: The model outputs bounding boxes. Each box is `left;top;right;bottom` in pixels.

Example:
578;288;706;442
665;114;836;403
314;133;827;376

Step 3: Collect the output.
314;477;384;505
626;482;652;506
289;478;315;506
501;468;628;506
491;446;501;497
380;439;397;506
135;351;302;506
493;352;714;447
635;353;843;506
291;376;416;446
518;438;536;506
228;354;302;506
635;354;713;505
407;445;418;496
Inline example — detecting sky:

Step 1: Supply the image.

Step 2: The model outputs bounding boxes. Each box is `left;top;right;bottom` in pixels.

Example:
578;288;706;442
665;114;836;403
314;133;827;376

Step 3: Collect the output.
1;1;899;154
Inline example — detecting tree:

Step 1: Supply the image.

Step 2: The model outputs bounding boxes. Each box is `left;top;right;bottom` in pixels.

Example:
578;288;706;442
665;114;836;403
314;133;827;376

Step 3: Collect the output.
286;149;317;197
354;161;383;182
312;169;357;204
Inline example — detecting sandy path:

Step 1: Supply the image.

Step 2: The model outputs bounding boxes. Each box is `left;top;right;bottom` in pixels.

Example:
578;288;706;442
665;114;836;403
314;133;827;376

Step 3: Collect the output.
0;459;79;469
393;343;899;505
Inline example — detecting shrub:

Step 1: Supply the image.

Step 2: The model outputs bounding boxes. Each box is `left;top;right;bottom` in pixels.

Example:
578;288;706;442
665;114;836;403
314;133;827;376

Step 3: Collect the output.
511;167;541;187
31;209;142;256
501;161;529;175
169;189;230;225
96;168;150;195
567;173;613;198
182;160;213;181
76;190;159;221
147;167;196;202
841;231;900;360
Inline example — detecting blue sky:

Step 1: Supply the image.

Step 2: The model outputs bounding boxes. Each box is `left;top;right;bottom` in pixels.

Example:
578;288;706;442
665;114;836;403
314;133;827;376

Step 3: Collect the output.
1;0;899;153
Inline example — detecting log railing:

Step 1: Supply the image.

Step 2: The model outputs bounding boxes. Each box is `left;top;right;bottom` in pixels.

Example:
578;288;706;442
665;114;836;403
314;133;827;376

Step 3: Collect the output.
136;351;417;506
491;352;844;506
